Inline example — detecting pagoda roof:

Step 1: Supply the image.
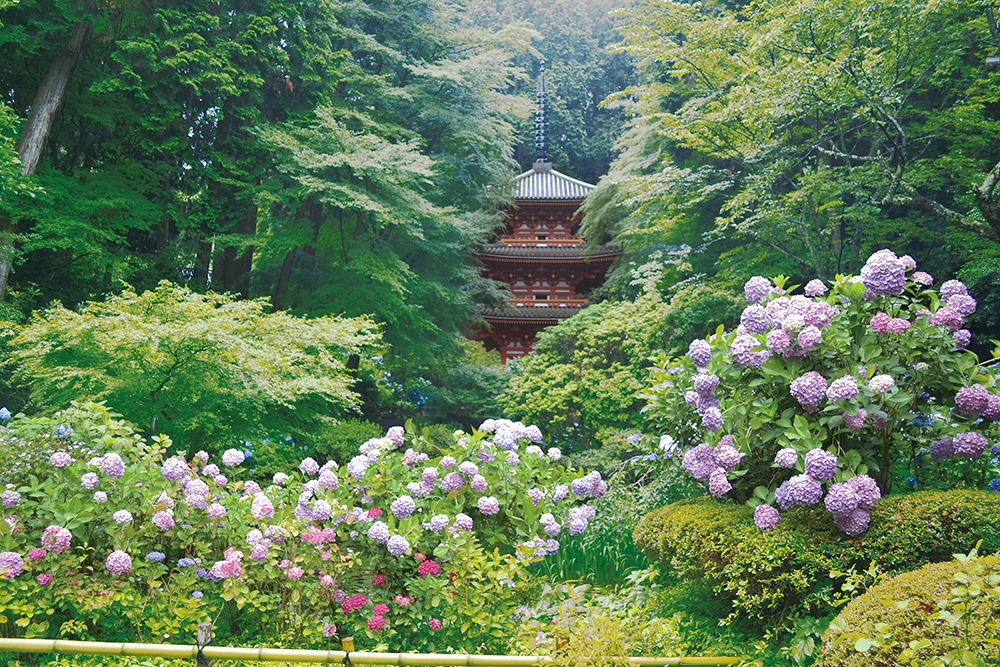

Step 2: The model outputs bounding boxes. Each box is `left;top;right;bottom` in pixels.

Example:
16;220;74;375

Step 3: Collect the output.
474;244;621;262
481;304;586;322
515;161;595;201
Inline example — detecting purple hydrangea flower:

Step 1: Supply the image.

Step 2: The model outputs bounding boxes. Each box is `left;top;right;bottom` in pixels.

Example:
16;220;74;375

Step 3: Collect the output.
826;376;859;402
439;456;457;470
953;329;972;350
843;409;868;431
790;372;827;410
41;526;71;553
442;472;465;493
955;385;991;416
753;504;780;531
787;474;823;506
832;509;870;536
93;491;107;503
682;443;716;483
219;449;243;467
930;307;964;331
860;249;906;297
386;535;409;557
775;480;795;510
161;457;189;482
105;550;132;575
693;373;720;395
250;544;268;562
688;339;712;368
730;334;770;369
744;276;773;304
804;449;838;481
1;490;20;508
929;438;954;463
803;279;827;297
0;552;23;579
471;475;488;493
766;329;793;355
505;451;520;467
453;513;473;532
299;457;319;476
912;271;933;285
824;483;860;514
207;503;227;519
386;426;405;447
685;390;699;407
426;514;449;532
712;436;743;471
50;452;72;467
774;448;797;468
740;305;771;334
458;461;479;477
701;407;724;432
367;521;390;544
846;475;881;509
953;432;988;459
102;453;125;478
947;295;977;318
147;551;166;562
940;279;968;301
797;326;822;352
708;468;731;497
390;496;416;519
113;510;133;525
347;455;369;481
985;395;1000;422
477;496;500;515
553;484;569;502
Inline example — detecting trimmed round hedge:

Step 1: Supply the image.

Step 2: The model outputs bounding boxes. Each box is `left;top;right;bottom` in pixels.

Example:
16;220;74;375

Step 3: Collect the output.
633;491;1000;623
818;555;1000;666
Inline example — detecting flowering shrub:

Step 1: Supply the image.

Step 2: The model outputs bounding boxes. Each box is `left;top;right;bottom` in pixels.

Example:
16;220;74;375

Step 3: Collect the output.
644;250;999;535
0;403;603;652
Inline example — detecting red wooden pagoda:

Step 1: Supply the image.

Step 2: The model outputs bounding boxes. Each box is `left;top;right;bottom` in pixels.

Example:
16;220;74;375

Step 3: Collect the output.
474;66;620;364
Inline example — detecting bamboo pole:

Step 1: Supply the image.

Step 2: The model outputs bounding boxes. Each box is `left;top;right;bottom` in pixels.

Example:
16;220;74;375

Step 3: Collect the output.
0;638;743;666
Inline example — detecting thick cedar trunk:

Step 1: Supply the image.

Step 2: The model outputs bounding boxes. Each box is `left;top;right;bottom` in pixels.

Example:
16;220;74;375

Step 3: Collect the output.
194;240;213;285
0;20;91;300
16;20;92;176
271;248;297;311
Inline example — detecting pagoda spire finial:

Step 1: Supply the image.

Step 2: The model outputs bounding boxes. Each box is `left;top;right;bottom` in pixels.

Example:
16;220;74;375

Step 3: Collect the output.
534;60;549;165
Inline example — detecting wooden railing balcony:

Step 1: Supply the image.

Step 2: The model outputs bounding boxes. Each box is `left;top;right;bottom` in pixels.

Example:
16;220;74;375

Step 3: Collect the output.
508;299;587;308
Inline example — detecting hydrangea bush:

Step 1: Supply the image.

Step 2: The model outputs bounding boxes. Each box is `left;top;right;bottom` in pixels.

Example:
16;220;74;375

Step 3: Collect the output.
644;250;999;536
0;403;603;652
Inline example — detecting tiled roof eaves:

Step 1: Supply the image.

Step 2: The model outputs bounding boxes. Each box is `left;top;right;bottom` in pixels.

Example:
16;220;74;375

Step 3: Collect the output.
474;244;621;260
514;167;596;201
481;305;585;322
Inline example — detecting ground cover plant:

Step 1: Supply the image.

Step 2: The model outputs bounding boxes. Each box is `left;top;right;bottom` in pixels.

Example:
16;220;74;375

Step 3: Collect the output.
0;403;605;654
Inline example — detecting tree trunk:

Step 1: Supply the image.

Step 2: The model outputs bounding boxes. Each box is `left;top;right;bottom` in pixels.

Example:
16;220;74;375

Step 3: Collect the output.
16;20;92;176
271;247;297;311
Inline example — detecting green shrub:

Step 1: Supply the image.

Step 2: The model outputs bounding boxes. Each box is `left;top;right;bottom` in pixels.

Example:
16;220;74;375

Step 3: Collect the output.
634;491;1000;624
819;555;1000;666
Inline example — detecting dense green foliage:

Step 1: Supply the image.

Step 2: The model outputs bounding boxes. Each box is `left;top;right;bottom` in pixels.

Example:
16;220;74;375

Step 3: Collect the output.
634;492;1000;625
0;0;530;423
578;0;1000;348
4;282;379;452
499;252;741;448
820;554;1000;666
